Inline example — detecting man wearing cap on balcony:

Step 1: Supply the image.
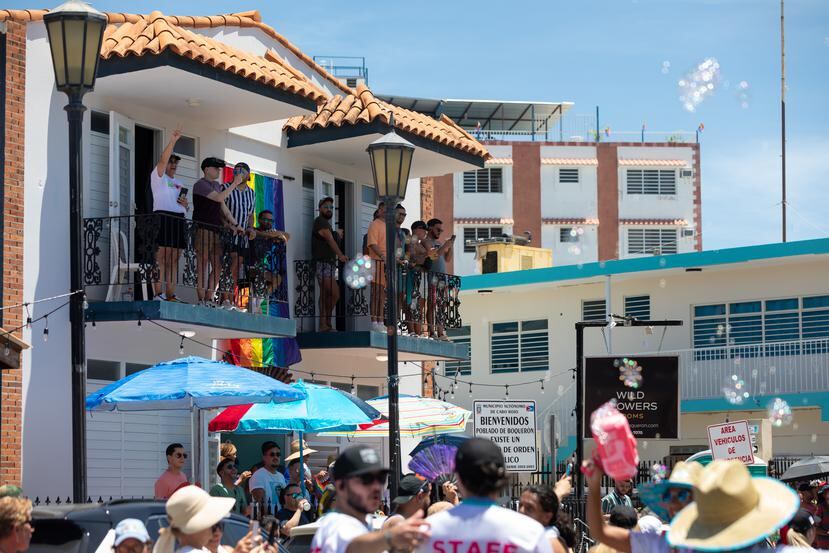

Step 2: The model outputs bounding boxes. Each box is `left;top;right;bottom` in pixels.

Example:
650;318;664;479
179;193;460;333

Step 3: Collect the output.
311;444;430;553
417;438;551;553
193;157;243;306
312;197;347;331
150;127;188;302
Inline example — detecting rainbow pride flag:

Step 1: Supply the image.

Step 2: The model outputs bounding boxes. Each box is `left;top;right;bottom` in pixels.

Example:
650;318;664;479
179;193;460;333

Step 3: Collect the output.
219;169;301;368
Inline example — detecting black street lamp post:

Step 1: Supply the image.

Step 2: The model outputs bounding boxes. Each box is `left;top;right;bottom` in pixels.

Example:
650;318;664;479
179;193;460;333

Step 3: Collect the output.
43;0;106;503
367;124;414;500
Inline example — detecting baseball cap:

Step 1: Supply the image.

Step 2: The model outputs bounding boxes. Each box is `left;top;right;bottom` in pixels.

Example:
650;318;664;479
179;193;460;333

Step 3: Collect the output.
332;444;388;481
798;481;817;492
609;505;639;529
392;474;429;505
455;438;505;483
114;518;151;546
201;157;226;170
169;154;181;163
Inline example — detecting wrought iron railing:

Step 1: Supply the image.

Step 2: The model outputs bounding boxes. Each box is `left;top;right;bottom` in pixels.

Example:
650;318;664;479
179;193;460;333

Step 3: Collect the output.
293;259;461;334
83;213;288;309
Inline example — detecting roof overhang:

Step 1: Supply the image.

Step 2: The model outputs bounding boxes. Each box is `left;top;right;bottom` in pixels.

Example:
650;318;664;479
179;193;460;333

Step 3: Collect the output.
95;51;318;128
285;120;485;181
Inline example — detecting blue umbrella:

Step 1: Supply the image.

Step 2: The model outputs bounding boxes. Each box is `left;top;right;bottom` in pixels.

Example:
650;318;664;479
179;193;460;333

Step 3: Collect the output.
208;380;383;434
409;434;470;457
86;356;306;412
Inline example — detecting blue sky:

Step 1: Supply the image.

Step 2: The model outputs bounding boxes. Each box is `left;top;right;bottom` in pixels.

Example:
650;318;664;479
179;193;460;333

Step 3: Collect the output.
96;0;829;249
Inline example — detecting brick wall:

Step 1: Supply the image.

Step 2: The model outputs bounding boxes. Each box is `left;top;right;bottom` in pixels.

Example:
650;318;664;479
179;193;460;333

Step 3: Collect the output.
1;20;26;487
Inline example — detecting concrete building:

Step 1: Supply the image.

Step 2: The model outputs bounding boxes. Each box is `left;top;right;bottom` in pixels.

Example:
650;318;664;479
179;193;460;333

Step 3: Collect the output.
381;98;702;275
0;8;482;498
448;238;829;466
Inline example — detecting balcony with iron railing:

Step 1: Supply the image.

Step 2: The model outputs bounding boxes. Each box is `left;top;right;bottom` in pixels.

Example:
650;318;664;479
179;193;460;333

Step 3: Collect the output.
292;258;468;361
82;213;295;338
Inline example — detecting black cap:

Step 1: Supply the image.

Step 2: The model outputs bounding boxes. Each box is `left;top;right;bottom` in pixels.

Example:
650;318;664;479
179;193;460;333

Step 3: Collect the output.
392;474;429;505
799;482;817;492
455;438;505;482
789;509;816;534
234;162;250;173
609;505;639;529
169;154;182;163
332;444;388;481
201;157;226;170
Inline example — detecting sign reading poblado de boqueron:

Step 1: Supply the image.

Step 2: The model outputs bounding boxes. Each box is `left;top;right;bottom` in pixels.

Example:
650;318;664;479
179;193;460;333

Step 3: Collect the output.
473;400;538;472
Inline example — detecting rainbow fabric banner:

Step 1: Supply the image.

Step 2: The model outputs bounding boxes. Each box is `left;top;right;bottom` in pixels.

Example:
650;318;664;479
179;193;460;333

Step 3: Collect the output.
219;169;301;368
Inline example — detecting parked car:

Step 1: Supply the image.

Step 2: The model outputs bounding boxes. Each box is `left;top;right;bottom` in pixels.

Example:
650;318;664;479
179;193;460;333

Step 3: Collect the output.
29;499;286;553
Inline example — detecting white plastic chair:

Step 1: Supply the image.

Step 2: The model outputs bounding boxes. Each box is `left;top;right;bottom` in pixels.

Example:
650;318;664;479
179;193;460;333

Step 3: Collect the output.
105;226;145;302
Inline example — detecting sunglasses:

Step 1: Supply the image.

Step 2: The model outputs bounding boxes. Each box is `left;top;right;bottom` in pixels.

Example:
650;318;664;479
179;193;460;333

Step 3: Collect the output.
290;492;304;499
661;488;691;503
211;523;224;532
268;451;281;457
321;204;334;209
355;472;388;486
260;218;274;224
174;452;188;459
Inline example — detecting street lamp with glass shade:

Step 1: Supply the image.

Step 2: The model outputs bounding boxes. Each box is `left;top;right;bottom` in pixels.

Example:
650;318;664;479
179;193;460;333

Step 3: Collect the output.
366;121;415;500
44;0;107;503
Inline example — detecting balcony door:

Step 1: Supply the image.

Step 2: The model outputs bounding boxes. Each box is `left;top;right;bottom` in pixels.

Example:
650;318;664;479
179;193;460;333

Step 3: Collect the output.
108;111;135;218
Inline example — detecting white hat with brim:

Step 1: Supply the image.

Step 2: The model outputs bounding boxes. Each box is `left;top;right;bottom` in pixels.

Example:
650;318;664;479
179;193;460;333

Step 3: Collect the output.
667;460;799;552
285;439;318;462
166;486;235;534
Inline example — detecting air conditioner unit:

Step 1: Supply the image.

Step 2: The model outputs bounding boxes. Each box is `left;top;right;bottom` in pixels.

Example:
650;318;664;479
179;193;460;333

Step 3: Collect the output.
680;169;694;178
681;227;695;238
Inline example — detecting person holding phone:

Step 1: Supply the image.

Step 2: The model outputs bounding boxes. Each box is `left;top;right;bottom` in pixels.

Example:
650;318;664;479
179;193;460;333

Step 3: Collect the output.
150;127;188;302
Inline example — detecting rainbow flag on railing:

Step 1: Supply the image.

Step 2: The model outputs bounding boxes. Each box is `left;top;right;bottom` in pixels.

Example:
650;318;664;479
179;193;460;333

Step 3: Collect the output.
219;169;301;368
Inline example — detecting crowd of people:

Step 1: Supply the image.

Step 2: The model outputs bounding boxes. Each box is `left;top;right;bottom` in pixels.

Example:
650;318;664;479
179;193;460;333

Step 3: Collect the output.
5;436;829;553
148;129;289;309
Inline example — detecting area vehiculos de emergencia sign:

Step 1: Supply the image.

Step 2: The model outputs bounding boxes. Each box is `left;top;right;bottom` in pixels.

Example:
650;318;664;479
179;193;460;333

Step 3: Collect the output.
707;419;755;464
473;400;538;472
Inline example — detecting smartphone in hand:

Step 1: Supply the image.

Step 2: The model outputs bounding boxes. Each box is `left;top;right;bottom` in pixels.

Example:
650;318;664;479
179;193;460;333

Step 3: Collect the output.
178;187;188;198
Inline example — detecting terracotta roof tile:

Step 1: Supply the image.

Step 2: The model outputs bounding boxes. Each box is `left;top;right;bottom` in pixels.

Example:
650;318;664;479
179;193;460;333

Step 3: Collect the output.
285;84;489;160
541;158;598;166
618;159;687;167
542;218;599;225
455;218;514;225
95;11;326;104
620;218;689;226
485;157;513;165
0;8;349;96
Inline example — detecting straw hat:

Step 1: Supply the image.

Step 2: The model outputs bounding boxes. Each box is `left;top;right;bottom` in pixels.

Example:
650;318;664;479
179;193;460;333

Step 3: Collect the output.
153;486;235;553
285;439;318;462
667;460;798;551
639;461;703;522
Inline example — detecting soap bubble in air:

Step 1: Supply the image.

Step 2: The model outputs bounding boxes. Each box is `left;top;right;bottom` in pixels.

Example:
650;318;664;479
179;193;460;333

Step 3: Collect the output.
660;61;671;75
344;255;374;289
617;358;643;389
736;81;751;109
767;397;793;427
678;58;721;112
650;463;668;482
722;374;749;405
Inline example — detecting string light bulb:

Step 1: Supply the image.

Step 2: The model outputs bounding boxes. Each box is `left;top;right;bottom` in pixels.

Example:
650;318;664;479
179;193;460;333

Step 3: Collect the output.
42;316;49;342
450;384;455;399
350;375;356;395
468;382;473;394
137;318;142;329
179;336;185;355
4;339;9;357
540;380;545;394
505;385;509;399
82;294;89;310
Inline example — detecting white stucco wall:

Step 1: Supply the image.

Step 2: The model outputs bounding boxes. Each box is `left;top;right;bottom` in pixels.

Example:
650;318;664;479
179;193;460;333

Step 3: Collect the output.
541;224;599;265
540;145;597;220
616;146;695;222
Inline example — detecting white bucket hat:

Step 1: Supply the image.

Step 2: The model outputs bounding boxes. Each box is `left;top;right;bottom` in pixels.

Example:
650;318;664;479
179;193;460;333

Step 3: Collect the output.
153;486;235;553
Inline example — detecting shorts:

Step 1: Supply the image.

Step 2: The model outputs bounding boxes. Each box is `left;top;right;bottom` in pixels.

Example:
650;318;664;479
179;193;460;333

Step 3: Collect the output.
194;226;222;255
154;211;186;249
315;260;338;280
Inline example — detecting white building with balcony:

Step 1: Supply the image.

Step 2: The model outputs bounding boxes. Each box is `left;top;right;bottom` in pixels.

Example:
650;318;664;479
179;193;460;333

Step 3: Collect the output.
443;238;829;465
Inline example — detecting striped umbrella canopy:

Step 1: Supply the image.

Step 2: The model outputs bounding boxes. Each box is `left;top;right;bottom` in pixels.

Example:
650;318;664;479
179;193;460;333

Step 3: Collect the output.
208;380;383;434
321;394;471;438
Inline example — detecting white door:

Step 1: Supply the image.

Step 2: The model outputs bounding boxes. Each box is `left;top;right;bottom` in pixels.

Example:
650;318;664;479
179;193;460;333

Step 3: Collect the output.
314;170;336;228
109;111;135;218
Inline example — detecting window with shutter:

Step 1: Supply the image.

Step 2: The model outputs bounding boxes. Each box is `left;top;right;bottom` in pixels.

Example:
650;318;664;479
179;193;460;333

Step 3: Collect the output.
461;168;503;193
625;295;650;320
463;227;504;253
627;229;677;255
559;168;580;184
626;169;677;195
490;320;548;373
582;300;606;322
445;326;471;376
560;228;579;243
